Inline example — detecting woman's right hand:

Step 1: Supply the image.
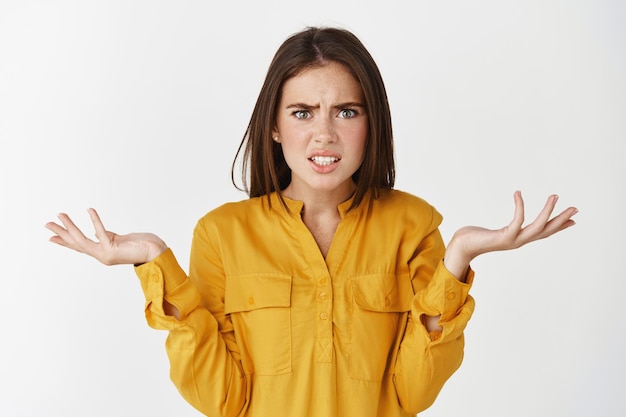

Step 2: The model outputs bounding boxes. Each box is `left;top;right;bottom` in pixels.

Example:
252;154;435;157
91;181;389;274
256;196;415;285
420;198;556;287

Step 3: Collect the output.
45;208;168;266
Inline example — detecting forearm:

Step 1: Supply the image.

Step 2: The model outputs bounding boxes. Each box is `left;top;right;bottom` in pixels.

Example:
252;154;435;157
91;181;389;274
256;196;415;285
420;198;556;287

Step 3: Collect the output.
442;237;472;283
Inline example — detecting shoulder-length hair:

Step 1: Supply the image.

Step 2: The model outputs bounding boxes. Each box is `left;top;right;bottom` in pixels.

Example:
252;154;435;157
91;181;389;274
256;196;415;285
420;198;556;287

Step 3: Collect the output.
232;26;395;210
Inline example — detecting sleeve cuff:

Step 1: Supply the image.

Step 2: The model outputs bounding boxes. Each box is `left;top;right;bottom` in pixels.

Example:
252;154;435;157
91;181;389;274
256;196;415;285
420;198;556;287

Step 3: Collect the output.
134;248;200;320
412;260;473;321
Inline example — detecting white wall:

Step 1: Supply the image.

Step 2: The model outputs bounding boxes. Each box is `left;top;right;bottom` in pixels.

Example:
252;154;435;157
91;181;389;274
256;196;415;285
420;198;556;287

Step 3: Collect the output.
1;1;624;416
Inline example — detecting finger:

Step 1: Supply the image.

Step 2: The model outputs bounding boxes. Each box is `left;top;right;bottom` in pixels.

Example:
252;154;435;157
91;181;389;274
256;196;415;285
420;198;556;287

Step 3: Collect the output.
56;213;89;241
536;206;578;238
45;221;72;245
46;221;87;252
55;213;101;254
45;219;83;245
49;235;74;249
519;195;559;239
87;208;110;244
45;221;67;236
507;191;525;231
535;194;559;225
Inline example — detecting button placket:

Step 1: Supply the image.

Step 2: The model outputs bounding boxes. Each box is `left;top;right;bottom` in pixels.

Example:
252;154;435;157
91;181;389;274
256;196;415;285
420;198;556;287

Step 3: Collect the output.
317;276;331;323
316;273;332;363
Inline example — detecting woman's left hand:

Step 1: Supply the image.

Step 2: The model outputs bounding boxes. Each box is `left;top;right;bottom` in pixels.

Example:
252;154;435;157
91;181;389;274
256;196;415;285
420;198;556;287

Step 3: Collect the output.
444;191;578;279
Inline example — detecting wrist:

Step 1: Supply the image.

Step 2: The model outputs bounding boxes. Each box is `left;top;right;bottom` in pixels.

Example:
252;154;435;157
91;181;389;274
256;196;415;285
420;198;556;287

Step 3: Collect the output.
145;241;168;263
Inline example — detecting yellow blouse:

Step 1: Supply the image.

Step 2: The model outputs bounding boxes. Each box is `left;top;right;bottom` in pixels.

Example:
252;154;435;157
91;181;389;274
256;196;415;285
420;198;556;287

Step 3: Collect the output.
135;189;475;417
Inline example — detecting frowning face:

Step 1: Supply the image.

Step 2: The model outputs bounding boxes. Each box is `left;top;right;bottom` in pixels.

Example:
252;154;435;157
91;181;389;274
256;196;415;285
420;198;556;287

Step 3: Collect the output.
273;61;368;201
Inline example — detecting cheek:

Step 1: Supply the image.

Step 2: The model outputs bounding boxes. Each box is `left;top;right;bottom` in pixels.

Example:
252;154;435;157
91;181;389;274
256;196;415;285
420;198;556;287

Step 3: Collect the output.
352;127;368;159
278;141;302;168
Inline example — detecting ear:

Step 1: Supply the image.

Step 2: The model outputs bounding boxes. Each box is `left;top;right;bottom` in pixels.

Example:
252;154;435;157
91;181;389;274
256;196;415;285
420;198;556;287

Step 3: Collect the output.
272;129;280;143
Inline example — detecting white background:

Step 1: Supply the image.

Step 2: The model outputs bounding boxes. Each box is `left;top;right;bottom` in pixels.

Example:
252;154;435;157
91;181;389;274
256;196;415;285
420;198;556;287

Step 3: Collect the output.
1;0;625;416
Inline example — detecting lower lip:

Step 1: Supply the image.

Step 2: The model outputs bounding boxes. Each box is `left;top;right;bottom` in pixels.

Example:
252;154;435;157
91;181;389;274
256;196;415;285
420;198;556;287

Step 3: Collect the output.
308;159;340;174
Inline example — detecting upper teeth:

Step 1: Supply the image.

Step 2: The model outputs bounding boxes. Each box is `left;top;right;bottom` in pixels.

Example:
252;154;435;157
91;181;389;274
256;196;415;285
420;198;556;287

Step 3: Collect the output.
311;156;338;166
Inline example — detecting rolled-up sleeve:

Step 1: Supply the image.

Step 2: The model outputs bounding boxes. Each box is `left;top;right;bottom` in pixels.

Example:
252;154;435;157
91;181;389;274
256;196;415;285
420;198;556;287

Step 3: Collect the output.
134;248;249;417
393;206;475;414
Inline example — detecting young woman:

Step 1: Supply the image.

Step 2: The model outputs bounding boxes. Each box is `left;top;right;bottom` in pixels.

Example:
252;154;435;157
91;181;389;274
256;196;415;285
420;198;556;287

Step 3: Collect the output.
45;27;577;417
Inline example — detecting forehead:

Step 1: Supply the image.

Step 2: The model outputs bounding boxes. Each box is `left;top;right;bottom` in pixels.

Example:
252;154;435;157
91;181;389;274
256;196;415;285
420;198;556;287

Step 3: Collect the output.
280;62;363;101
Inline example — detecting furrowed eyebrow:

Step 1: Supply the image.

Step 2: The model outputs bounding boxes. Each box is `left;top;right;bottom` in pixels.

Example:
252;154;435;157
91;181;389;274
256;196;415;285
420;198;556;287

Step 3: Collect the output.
333;102;365;110
286;103;319;110
284;102;365;110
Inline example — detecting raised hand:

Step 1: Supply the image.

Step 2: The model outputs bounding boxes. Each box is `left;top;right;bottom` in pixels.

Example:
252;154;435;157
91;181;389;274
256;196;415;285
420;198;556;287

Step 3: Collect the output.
45;208;168;266
444;191;578;279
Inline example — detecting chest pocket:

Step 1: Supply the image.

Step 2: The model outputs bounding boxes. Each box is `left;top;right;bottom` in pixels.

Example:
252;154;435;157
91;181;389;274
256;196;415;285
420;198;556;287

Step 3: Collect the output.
349;273;413;381
224;273;292;376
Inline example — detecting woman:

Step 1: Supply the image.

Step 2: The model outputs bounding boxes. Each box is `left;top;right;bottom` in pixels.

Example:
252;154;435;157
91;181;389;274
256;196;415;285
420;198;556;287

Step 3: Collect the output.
45;27;577;416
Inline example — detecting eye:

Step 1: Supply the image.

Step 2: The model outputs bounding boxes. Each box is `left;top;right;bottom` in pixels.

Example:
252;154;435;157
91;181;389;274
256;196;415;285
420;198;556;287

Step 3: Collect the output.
338;108;358;118
293;110;311;119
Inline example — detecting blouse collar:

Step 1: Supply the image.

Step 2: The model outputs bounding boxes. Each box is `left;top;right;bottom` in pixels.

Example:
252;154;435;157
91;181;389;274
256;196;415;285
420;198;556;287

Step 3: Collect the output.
265;190;370;220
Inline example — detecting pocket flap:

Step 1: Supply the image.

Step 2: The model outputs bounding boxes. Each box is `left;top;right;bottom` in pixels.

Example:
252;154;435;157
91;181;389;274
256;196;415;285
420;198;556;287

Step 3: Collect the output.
351;273;413;312
224;273;292;314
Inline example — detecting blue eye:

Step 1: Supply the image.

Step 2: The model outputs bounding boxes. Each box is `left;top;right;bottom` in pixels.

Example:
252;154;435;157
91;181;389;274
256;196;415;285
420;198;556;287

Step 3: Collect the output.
339;109;357;118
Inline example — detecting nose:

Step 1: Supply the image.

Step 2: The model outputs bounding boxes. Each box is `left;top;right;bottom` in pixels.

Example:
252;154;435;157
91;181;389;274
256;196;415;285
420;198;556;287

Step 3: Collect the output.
314;115;336;144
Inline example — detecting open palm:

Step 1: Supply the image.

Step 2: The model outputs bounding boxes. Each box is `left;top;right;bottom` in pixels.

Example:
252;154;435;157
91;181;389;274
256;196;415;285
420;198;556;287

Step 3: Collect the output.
45;208;167;265
445;191;577;275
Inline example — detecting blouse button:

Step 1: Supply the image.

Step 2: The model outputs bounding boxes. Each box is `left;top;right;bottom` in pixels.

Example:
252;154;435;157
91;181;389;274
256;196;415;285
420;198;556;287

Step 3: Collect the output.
319;292;327;300
447;292;456;300
248;296;255;305
319;277;328;285
319;312;328;320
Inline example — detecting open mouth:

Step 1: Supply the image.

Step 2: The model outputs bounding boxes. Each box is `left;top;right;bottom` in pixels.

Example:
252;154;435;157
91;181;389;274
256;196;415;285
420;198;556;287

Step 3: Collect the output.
309;155;340;166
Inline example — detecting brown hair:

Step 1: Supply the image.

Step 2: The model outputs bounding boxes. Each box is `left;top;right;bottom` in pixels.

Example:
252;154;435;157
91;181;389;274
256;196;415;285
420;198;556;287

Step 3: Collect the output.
232;26;395;210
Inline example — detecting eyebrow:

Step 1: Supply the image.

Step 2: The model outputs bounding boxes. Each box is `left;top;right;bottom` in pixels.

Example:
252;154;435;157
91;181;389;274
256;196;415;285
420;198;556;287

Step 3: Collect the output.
285;102;365;110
